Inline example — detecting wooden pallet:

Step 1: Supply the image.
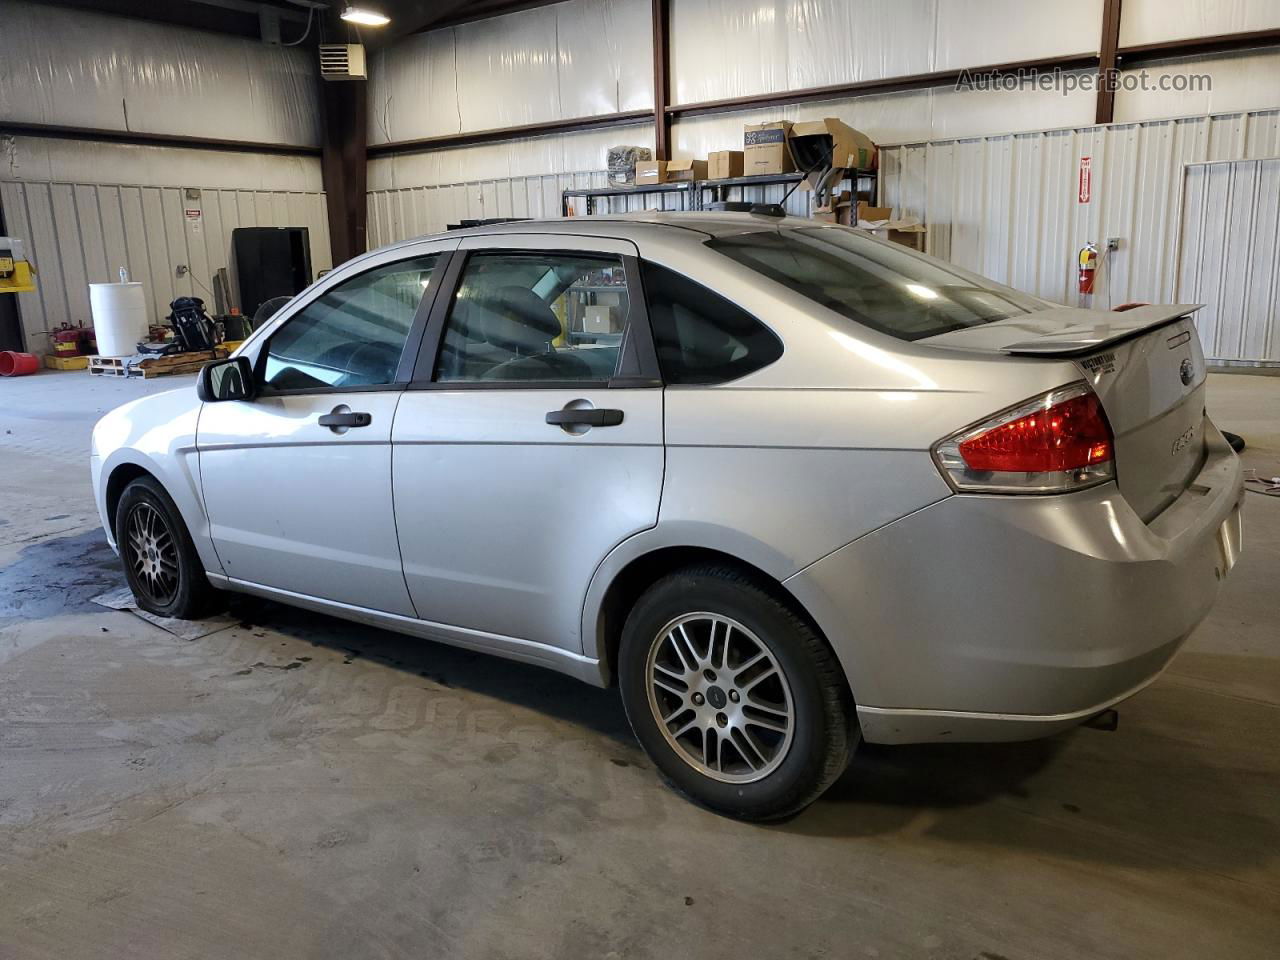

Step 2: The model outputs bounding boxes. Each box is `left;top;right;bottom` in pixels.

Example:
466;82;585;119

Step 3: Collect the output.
88;347;227;379
44;354;90;371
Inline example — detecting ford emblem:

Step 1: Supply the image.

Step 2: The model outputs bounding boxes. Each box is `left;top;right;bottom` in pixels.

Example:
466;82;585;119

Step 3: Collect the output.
1179;358;1194;386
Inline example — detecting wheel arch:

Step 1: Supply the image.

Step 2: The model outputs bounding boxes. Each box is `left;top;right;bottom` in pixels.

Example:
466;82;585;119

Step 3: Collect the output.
586;541;851;705
104;461;159;538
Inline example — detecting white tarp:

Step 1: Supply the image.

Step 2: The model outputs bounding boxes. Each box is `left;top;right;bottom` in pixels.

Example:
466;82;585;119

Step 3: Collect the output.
368;0;653;145
0;0;319;147
670;0;1104;105
1119;0;1280;46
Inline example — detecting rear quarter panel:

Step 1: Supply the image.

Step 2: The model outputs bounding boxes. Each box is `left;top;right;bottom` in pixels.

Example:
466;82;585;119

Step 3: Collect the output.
581;230;1086;667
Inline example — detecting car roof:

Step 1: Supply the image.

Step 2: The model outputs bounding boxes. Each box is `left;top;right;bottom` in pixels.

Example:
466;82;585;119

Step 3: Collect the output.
390;211;810;247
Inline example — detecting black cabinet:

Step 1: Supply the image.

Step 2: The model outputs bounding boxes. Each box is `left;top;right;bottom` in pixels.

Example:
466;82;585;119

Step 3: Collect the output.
232;227;312;319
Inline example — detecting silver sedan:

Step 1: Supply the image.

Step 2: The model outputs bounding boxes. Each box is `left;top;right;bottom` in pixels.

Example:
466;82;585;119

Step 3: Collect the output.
91;213;1244;819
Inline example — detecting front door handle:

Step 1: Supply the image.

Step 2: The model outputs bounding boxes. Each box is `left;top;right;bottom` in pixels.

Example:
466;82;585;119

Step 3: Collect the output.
319;411;372;428
545;408;624;427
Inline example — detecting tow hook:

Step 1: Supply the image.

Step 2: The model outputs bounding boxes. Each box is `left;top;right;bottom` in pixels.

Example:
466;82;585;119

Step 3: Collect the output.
1083;708;1119;732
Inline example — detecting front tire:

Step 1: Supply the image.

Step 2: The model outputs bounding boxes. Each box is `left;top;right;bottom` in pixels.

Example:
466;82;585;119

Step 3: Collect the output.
115;476;219;619
619;565;856;821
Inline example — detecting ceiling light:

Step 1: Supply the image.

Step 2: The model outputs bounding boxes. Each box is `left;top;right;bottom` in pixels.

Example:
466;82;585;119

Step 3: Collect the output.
341;5;390;26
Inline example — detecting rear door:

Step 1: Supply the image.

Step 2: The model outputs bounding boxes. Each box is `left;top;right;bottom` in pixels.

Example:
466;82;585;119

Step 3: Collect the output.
391;234;664;652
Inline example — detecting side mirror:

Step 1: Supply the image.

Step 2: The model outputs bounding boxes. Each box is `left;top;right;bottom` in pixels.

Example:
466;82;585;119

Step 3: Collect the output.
198;355;256;402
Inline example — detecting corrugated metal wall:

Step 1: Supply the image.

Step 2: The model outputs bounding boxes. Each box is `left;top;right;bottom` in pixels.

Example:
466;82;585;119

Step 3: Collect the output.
1178;157;1280;364
1;180;331;349
879;109;1280;309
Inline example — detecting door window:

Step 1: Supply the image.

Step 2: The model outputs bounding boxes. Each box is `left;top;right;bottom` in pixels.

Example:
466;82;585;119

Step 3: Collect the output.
262;254;440;391
436;252;630;383
641;261;782;384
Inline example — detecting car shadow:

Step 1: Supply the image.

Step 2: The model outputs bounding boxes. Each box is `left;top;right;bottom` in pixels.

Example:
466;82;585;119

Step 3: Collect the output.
225;594;637;748
778;714;1280;876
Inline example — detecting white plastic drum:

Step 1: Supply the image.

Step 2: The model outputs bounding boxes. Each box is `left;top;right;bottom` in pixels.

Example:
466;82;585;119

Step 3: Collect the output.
89;282;149;357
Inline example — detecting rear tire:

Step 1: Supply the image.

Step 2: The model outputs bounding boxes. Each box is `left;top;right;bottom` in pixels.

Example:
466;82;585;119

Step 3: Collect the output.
618;564;856;821
115;476;219;620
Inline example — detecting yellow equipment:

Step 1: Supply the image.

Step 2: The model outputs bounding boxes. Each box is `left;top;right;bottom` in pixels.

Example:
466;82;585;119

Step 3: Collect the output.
0;237;36;294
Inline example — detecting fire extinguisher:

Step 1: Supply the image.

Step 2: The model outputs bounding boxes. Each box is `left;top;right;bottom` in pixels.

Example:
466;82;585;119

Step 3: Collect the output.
1078;242;1099;296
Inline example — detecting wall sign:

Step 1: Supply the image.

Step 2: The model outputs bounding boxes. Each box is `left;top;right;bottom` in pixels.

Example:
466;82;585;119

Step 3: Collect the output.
1078;157;1092;204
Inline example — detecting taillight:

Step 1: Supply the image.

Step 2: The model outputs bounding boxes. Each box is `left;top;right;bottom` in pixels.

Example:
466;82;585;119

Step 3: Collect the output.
932;382;1115;493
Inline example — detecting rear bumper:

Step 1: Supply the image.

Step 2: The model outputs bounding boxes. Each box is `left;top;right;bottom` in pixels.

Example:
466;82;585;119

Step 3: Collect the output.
784;424;1245;745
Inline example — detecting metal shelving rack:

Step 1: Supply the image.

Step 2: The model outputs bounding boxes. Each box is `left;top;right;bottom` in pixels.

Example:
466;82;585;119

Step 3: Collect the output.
560;181;698;215
561;169;877;217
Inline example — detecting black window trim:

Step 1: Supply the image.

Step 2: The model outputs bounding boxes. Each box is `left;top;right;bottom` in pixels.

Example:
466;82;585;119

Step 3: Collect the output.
250;249;456;399
405;248;662;391
639;257;785;387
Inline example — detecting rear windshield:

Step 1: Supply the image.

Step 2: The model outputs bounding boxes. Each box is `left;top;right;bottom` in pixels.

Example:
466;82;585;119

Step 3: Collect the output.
708;227;1045;341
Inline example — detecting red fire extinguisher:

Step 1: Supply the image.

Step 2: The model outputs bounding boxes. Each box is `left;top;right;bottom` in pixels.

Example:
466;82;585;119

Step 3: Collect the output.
1078;242;1099;296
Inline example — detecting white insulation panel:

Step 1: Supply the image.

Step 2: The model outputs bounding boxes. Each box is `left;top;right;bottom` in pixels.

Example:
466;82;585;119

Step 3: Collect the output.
1119;0;1280;46
1178;158;1280;364
1115;51;1280;123
879;109;1280;311
2;136;325;193
670;76;1099;158
670;0;1103;105
368;0;653;145
0;0;319;147
367;125;655;192
1;174;332;350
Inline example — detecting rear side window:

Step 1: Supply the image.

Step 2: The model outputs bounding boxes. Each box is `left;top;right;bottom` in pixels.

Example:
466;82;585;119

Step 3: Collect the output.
641;261;782;384
708;227;1044;341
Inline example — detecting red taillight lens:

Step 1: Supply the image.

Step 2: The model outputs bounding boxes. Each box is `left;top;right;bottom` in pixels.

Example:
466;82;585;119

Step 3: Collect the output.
957;392;1112;473
933;383;1116;494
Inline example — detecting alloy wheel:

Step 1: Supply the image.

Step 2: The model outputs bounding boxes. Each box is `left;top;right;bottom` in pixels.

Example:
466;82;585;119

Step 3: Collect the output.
645;613;795;784
125;502;180;606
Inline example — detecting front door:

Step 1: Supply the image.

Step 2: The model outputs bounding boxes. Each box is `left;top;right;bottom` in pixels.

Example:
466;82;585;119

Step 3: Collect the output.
392;236;664;652
197;245;451;615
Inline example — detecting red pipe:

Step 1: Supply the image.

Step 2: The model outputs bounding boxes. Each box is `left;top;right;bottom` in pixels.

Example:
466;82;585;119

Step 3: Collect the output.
0;351;40;376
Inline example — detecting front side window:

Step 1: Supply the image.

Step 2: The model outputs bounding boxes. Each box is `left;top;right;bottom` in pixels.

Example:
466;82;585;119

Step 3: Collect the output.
262;254;440;390
642;261;782;384
436;252;630;383
708;227;1046;342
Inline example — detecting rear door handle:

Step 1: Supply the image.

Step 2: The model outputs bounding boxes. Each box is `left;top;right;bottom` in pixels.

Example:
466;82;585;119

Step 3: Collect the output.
319;411;372;428
545;408;624;427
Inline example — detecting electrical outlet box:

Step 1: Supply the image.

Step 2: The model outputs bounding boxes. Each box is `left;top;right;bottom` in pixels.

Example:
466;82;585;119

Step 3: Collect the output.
1107;237;1121;251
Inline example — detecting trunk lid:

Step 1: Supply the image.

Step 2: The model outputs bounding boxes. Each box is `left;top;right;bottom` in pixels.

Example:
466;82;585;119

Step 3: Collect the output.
925;304;1208;521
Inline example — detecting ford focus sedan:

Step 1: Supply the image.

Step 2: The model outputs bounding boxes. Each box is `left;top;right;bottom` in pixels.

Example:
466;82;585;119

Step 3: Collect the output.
91;213;1244;820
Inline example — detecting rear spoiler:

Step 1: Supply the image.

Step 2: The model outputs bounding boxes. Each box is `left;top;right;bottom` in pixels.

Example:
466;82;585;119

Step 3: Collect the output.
1001;304;1204;356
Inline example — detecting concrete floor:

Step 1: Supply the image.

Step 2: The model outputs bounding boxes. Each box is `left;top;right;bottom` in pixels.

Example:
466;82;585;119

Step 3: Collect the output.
1;369;1277;960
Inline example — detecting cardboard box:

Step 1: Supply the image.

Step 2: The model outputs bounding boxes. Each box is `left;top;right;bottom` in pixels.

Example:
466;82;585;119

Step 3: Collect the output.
856;203;893;223
812;202;854;226
666;157;708;182
867;224;927;251
634;160;669;185
708;150;745;179
744;121;795;175
789;119;878;189
582;306;615;334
